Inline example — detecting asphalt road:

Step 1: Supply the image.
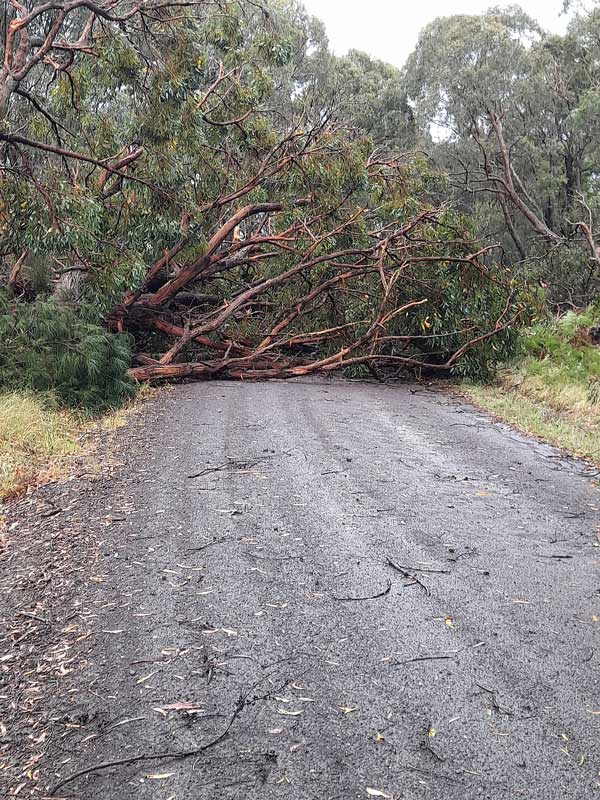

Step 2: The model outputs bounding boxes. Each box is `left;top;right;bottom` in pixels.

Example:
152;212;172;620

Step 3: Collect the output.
2;380;600;799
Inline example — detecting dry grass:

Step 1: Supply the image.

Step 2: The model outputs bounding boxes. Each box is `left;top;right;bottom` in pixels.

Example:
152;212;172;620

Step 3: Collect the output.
461;380;600;465
460;308;600;465
98;383;158;430
0;386;157;501
0;392;80;500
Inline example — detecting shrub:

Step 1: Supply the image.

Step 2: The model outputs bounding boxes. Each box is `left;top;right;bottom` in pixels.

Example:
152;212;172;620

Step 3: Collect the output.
0;293;134;412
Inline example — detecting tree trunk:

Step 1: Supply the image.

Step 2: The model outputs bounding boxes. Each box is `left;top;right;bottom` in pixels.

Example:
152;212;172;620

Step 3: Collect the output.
488;112;561;244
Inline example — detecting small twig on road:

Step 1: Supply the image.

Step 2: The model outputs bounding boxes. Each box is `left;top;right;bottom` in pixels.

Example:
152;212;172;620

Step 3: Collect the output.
18;611;49;624
399;763;462;784
424;724;445;762
187;452;289;479
401;652;460;665
48;667;282;795
332;579;392;601
475;682;514;716
245;552;304;561
187;459;258;479
404;577;430;596
186;537;234;553
40;507;63;518
386;558;449;575
538;554;574;560
48;712;237;795
386;558;431;595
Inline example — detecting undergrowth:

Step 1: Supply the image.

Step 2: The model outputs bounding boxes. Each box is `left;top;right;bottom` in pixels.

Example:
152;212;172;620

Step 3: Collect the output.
460;305;600;464
0;292;135;412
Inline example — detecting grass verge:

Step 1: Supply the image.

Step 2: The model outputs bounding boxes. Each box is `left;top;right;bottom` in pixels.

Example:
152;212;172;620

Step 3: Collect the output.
0;386;155;502
459;307;600;465
0;392;80;501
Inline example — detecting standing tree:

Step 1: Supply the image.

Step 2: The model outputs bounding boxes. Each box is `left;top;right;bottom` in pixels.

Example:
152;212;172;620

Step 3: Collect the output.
404;4;600;303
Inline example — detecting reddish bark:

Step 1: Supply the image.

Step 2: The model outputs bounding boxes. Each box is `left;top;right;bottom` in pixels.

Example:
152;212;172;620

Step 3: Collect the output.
97;149;520;383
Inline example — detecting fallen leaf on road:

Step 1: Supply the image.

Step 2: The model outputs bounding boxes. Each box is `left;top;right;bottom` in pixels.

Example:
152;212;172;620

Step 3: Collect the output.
109;716;146;730
427;726;437;738
444;616;454;628
137;669;158;684
154;702;203;714
278;708;303;716
268;728;283;734
146;773;174;779
366;789;392;798
340;706;357;714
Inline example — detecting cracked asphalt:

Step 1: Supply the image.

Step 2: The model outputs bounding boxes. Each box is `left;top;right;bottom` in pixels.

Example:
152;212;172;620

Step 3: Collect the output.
2;379;600;799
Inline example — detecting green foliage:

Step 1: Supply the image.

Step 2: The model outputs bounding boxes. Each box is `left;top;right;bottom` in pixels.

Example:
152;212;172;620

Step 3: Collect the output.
0;294;134;412
462;305;600;463
521;305;600;395
404;4;600;302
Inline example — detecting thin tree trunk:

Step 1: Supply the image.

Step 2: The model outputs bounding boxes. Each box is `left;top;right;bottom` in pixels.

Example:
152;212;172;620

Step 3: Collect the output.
499;195;527;260
488;112;561;244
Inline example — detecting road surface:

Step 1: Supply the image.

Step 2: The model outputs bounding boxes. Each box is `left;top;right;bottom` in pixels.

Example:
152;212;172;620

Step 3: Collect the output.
2;380;599;799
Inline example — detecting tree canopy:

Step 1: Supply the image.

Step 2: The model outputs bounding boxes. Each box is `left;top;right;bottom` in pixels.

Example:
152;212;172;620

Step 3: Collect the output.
404;3;600;303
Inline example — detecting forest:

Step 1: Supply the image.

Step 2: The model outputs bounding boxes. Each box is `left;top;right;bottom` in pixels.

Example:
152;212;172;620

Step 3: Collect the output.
0;0;599;412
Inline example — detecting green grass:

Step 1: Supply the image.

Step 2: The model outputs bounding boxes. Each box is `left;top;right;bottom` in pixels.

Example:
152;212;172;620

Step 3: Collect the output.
460;305;600;464
0;386;156;501
0;392;80;500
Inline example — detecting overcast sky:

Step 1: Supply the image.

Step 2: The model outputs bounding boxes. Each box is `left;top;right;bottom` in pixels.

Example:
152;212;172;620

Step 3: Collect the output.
300;1;570;68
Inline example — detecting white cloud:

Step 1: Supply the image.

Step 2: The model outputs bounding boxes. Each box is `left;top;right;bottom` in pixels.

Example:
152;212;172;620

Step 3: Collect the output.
301;0;570;68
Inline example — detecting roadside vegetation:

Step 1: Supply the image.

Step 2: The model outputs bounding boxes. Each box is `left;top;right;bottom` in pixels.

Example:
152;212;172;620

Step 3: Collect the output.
0;387;153;501
0;392;80;500
461;306;600;463
0;0;599;482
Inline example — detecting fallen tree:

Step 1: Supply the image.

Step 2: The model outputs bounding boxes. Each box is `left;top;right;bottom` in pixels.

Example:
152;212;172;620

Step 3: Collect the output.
105;147;522;382
0;0;525;404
